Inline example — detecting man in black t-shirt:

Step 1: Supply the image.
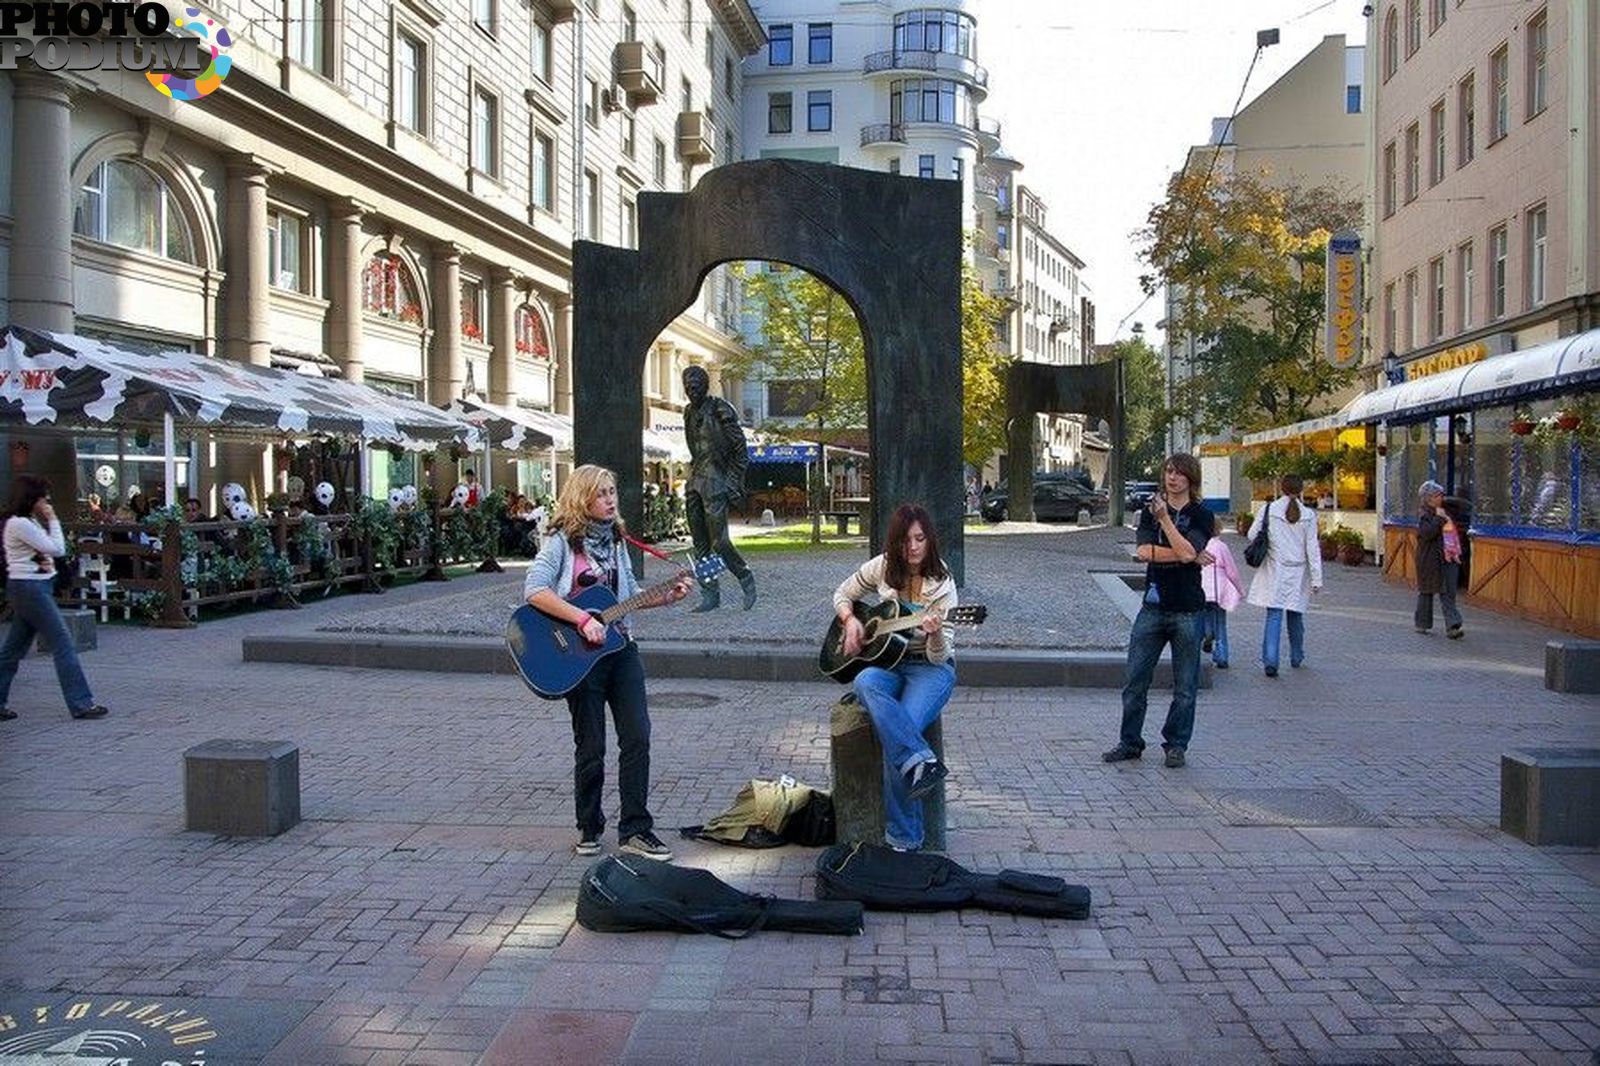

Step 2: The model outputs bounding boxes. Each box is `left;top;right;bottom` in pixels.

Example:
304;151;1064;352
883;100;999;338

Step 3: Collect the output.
1104;453;1215;769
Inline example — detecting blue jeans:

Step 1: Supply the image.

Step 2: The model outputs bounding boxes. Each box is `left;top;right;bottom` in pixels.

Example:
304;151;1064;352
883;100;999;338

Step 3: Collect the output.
1119;605;1202;753
853;658;956;850
1262;607;1306;669
565;641;653;840
0;578;96;714
1202;604;1230;666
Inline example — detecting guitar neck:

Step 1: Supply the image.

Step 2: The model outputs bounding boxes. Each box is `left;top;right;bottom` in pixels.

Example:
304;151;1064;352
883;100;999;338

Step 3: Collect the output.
598;580;676;623
874;610;944;635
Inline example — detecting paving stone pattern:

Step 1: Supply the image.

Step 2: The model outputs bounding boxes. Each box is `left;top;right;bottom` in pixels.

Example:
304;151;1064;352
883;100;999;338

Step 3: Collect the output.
0;529;1596;1065
316;524;1139;651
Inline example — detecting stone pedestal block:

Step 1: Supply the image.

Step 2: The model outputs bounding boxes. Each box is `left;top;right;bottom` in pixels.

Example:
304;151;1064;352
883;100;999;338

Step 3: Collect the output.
830;697;945;850
35;608;96;655
1544;641;1600;694
1500;748;1600;847
184;739;301;836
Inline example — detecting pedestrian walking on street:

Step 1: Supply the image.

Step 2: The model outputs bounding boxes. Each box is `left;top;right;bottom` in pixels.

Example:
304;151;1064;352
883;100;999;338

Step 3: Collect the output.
523;465;694;861
1246;474;1323;677
834;502;959;851
1199;533;1244;669
0;475;109;722
1414;480;1467;638
1104;453;1215;769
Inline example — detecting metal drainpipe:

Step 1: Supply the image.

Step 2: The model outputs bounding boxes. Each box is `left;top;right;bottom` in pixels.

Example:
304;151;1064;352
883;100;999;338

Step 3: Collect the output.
572;5;586;234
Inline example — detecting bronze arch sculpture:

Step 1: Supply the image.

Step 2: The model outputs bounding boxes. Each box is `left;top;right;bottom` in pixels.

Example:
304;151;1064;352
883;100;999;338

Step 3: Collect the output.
1004;360;1126;526
572;159;967;582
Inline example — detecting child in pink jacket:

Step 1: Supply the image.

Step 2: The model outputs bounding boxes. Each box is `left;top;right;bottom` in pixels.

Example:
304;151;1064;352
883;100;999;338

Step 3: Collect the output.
1199;535;1244;669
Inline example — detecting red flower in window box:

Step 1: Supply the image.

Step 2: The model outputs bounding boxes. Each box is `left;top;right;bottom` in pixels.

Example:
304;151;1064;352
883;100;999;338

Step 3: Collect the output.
398;302;423;325
1555;410;1581;431
462;323;484;342
1509;417;1535;435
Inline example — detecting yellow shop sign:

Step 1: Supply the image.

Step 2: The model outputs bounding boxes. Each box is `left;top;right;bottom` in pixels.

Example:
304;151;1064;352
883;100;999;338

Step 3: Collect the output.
1407;342;1487;380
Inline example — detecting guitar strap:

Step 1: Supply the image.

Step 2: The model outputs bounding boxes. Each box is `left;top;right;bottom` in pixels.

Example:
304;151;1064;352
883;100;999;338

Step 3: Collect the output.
623;532;676;563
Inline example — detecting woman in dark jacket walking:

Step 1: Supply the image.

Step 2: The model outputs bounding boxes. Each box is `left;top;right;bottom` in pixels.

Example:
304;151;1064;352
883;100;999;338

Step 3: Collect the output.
1414;480;1467;638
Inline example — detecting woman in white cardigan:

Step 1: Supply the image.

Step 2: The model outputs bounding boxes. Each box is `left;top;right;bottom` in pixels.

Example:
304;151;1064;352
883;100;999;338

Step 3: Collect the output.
1245;473;1324;677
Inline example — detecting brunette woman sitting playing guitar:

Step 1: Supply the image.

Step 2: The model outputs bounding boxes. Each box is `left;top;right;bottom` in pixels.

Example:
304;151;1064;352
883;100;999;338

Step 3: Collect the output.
524;464;694;861
833;502;958;852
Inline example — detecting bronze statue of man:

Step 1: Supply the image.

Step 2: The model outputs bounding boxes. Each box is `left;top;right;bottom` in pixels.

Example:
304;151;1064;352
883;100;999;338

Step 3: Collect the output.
682;365;756;611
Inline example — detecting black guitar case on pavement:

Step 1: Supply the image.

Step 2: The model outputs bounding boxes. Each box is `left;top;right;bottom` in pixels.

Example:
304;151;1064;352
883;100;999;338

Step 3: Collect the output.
814;842;1092;919
577;855;864;937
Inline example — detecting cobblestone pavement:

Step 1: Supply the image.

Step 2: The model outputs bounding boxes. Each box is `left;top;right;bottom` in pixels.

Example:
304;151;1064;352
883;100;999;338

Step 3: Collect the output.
316;523;1138;650
0;530;1597;1065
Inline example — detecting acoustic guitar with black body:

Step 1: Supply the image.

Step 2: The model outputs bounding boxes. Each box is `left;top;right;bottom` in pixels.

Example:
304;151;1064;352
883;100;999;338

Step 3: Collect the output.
818;600;987;683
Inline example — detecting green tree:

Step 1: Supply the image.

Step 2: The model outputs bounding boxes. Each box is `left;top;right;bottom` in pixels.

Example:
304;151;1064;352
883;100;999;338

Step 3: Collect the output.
1139;169;1361;435
960;261;1011;471
1100;336;1169;479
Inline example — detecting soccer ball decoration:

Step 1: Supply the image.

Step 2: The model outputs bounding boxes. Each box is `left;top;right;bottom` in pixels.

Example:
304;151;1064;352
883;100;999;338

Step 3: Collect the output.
401;485;418;506
229;500;257;523
450;483;471;508
314;481;336;507
222;482;247;507
388;488;406;512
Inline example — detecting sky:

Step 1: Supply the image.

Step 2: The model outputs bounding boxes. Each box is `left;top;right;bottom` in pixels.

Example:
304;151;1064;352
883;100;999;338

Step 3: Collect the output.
979;0;1370;349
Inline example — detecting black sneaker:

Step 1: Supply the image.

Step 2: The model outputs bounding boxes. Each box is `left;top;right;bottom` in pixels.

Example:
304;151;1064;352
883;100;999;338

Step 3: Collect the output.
906;759;948;801
1102;744;1142;763
1263;665;1278;678
1164;747;1186;768
1201;637;1214;654
574;833;602;857
70;705;108;719
620;831;673;861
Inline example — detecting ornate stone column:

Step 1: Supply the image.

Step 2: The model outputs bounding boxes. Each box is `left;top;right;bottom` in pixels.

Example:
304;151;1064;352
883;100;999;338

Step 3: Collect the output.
552;294;574;417
328;198;370;384
221;156;274;366
8;71;75;332
489;268;516;406
428;243;463;404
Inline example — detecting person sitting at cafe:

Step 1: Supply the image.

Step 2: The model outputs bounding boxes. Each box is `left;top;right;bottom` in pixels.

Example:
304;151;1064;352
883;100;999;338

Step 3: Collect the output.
182;498;210;523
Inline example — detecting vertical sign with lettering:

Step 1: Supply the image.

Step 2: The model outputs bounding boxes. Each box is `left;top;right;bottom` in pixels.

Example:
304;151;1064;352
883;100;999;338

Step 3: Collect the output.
1324;230;1363;370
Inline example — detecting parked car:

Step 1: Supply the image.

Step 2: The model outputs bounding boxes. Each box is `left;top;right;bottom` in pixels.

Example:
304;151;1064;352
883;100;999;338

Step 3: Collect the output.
1124;481;1160;512
980;476;1109;522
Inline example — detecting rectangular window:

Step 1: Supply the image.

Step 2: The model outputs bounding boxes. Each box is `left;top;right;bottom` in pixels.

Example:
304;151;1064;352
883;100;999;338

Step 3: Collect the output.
1429;100;1445;186
950;157;962;183
1430;257;1446;340
725;55;735;98
1527;204;1547;305
1382;141;1396;217
1458;73;1475;166
723;125;734;162
680;77;692;113
767;91;792;133
622;112;636;158
532;131;554;212
289;0;329;75
1403;270;1418;350
1406;0;1421;55
918;153;934;179
888;158;900;174
806;89;831;131
681;0;690;38
768;23;792;65
395;30;425;133
583;169;599;239
1490;224;1508;319
808;23;832;64
1458;241;1474;329
1345;84;1361;114
1383;281;1397;353
1429;0;1445;32
472;86;499;176
653;137;667;185
1490;44;1509;141
460;277;485;342
1527;9;1547;117
532;21;551;85
473;0;494;35
1404;122;1420;202
621;3;636;41
704;27;713;68
267;209;304;292
621;197;637;249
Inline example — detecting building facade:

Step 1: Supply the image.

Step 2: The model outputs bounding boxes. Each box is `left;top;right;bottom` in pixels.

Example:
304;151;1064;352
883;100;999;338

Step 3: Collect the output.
0;0;761;508
1163;34;1367;454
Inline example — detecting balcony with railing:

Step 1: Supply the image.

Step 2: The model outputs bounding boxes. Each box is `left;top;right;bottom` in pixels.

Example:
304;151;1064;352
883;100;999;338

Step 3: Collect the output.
973;113;1001;152
614;41;664;106
972;231;1000;262
973;172;1001;206
860;122;906;149
863;49;989;99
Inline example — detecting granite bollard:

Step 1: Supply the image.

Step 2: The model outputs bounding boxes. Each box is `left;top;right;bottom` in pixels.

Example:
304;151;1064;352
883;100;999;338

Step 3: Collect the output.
830;696;945;850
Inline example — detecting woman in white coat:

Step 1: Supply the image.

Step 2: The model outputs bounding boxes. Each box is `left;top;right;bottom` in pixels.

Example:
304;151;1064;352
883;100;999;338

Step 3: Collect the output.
1246;473;1323;677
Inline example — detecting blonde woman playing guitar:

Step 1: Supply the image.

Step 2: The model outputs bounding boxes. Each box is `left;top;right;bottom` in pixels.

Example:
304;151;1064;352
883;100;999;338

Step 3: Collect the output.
832;502;958;853
523;464;694;863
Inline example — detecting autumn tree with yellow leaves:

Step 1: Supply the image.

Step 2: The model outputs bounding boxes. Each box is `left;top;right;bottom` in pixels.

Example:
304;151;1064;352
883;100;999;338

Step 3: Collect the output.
1139;169;1361;435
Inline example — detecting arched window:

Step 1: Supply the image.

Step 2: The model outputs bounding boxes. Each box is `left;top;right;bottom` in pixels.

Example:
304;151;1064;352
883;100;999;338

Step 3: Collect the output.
515;304;550;359
73;158;197;263
362;253;423;323
1383;8;1399;80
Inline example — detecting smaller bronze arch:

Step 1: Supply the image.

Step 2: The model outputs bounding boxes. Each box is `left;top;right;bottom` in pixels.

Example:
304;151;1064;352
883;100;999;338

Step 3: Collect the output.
1003;360;1126;525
